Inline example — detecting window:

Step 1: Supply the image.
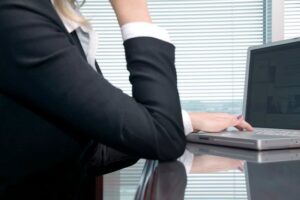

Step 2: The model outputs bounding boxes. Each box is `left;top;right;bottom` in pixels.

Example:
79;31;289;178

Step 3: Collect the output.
284;0;300;39
81;0;265;115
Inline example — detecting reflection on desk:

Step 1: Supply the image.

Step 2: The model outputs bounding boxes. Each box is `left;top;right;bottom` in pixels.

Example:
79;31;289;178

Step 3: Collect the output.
104;143;300;200
135;161;187;200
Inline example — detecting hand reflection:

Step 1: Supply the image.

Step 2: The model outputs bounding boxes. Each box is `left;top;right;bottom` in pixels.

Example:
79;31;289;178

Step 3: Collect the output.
190;154;245;173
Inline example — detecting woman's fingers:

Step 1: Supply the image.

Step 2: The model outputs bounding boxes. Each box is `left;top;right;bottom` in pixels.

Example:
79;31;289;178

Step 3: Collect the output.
227;115;253;131
226;115;242;127
235;119;254;131
188;112;254;133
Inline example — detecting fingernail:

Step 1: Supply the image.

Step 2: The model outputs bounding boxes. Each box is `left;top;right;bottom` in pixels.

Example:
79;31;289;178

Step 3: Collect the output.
237;115;243;120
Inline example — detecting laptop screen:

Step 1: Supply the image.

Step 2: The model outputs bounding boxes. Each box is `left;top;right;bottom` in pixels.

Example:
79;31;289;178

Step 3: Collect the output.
245;40;300;129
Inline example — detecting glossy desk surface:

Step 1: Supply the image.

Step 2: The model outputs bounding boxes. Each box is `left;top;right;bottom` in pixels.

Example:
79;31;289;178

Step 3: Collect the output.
103;143;300;200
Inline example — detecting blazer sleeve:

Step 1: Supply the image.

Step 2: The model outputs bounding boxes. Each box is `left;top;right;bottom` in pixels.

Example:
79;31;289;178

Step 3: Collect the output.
0;2;186;161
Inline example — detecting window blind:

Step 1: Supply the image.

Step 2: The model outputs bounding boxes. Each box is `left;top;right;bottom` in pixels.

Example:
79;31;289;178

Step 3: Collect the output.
80;1;264;199
284;0;300;39
81;0;264;114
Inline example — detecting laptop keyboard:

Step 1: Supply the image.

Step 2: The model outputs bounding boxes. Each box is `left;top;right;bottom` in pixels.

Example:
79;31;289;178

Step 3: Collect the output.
252;128;300;137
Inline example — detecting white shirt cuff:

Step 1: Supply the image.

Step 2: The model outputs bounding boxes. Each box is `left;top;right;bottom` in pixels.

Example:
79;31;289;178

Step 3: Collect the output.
121;22;171;43
182;110;193;135
177;149;194;174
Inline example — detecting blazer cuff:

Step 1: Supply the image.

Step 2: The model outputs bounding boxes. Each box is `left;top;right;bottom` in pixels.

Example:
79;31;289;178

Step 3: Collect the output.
121;22;171;43
182;110;193;135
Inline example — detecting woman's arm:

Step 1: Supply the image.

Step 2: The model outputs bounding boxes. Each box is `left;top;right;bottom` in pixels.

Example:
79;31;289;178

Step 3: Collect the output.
0;0;185;161
110;0;152;26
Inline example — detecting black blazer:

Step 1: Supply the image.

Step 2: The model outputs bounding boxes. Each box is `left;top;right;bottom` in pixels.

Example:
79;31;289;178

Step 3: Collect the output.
0;0;186;199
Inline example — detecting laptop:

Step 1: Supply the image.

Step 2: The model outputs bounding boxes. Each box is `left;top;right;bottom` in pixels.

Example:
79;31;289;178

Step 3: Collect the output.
187;38;300;150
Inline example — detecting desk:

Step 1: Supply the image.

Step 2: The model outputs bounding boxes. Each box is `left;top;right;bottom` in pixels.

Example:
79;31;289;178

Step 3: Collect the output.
103;143;300;200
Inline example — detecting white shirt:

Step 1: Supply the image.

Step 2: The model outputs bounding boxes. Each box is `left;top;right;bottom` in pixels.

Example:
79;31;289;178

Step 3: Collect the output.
51;1;194;172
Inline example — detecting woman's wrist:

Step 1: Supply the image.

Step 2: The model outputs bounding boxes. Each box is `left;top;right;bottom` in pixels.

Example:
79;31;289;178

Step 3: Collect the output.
110;0;152;26
188;112;200;132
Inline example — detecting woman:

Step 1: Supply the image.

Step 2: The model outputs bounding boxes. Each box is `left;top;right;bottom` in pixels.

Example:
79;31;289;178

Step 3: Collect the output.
0;0;252;199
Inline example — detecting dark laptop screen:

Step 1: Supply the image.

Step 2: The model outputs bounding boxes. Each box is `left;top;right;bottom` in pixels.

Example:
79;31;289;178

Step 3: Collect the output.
245;40;300;129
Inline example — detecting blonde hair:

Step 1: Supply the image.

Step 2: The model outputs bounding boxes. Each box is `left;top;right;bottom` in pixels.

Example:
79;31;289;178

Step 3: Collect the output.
53;0;88;25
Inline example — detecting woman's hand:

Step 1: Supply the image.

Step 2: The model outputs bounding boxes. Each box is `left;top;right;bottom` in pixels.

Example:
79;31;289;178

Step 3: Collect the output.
109;0;152;26
188;112;253;133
